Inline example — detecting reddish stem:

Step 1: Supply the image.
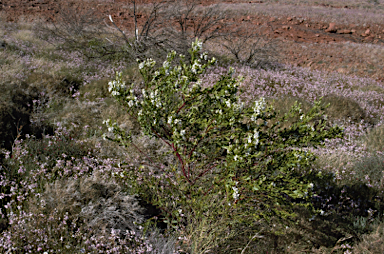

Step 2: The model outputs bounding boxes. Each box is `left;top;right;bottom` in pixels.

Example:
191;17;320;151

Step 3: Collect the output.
192;162;219;185
187;118;217;161
171;142;191;184
176;94;199;114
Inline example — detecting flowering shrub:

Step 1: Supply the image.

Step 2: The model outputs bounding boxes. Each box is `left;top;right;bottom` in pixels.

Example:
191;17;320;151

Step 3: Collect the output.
104;38;344;237
0;129;178;253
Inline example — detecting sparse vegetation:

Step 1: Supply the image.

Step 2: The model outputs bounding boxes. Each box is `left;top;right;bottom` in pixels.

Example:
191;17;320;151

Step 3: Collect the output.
1;0;384;253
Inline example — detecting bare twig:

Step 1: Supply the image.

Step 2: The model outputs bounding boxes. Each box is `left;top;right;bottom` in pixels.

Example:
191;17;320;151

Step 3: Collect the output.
221;24;280;69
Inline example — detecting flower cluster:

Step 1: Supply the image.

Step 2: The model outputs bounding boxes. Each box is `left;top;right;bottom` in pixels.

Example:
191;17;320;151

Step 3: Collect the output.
138;58;156;70
191;39;203;51
245;129;259;148
250;97;266;122
108;72;126;96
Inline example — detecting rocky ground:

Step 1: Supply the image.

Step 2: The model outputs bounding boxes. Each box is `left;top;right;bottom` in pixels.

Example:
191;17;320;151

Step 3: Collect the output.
2;0;384;82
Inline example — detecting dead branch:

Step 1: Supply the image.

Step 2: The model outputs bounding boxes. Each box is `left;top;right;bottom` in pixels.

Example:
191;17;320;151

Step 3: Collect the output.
221;24;280;69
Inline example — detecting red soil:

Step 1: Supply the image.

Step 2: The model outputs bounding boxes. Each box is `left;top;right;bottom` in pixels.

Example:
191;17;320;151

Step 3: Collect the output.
2;0;384;81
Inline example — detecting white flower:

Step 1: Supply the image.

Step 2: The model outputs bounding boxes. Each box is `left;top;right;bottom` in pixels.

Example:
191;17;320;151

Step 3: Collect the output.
232;186;239;200
168;116;173;125
191;62;201;74
139;62;145;69
108;80;115;92
253;130;259;140
111;90;120;96
234;155;238;161
252;130;259;147
225;100;231;108
192;39;203;51
143;58;156;68
247;134;252;144
253;97;265;117
180;130;186;137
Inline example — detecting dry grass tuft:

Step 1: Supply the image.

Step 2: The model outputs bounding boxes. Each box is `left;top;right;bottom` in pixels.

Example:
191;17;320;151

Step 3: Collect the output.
353;221;384;254
29;171;144;236
321;95;369;123
364;124;384;152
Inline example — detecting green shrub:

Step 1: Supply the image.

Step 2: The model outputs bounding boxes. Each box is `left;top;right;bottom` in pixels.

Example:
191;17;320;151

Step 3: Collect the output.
0;82;39;151
104;39;343;252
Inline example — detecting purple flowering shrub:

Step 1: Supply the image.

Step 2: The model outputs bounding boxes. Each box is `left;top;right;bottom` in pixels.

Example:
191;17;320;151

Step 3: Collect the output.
0;124;179;253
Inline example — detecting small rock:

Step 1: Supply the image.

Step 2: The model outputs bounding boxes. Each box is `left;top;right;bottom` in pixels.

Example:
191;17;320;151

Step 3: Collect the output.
364;36;374;42
351;29;356;33
282;25;291;30
269;17;276;22
325;22;337;33
315;34;320;37
337;68;347;74
287;17;293;21
337;29;352;34
364;29;370;36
